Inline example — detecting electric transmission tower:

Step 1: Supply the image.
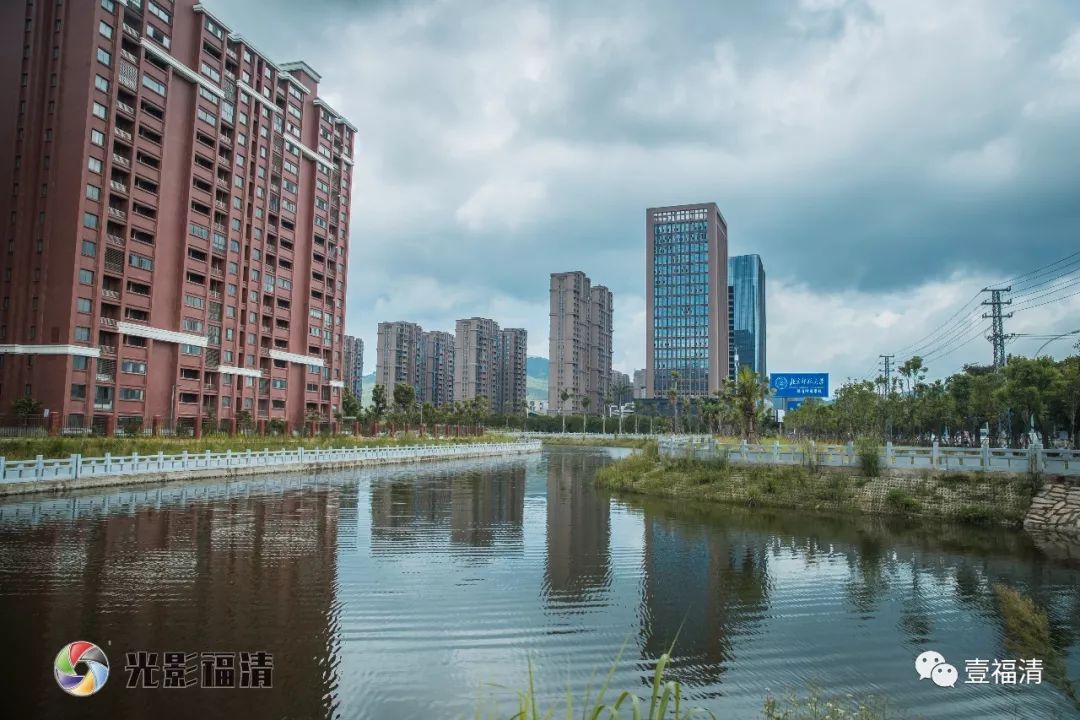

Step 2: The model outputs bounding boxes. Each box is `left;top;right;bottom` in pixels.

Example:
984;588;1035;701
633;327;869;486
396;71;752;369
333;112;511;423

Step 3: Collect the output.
981;286;1013;370
878;354;894;397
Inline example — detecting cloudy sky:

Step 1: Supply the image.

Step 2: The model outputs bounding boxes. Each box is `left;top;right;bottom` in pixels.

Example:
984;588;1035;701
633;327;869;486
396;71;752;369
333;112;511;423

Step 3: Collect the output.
215;0;1080;386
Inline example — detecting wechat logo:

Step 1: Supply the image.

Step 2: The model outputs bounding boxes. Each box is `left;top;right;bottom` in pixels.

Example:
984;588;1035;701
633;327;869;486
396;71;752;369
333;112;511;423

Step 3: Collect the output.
915;650;958;688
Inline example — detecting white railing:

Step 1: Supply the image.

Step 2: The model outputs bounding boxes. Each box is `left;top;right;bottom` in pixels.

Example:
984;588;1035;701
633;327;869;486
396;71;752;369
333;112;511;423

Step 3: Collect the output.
0;441;542;485
657;437;1080;476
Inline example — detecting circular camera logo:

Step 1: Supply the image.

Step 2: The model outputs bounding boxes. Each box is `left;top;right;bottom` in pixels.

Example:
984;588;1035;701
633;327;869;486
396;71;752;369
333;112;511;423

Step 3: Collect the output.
54;641;109;697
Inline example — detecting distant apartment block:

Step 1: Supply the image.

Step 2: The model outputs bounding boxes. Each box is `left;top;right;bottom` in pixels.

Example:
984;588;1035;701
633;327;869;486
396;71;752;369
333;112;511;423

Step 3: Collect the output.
420;330;454;407
344;335;363;398
646;203;729;399
610;370;631;400
375;321;423;399
728;254;767;378
632;369;647;399
497;327;528;415
0;0;357;430
548;272;613;415
452;317;526;412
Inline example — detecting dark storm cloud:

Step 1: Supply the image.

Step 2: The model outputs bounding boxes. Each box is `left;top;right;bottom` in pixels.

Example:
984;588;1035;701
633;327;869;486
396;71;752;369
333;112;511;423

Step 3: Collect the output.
206;0;1080;371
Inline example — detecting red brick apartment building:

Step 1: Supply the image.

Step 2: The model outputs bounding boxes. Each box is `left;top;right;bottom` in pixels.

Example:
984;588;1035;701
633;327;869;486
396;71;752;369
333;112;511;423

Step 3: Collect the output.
0;0;357;433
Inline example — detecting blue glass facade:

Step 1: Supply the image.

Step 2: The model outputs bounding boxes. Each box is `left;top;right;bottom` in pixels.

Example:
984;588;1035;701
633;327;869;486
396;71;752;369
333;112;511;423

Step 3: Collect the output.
647;204;727;399
728;254;766;378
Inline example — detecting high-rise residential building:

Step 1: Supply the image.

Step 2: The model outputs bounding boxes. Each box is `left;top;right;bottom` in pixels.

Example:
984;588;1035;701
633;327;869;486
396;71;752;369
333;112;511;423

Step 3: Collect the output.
496;327;528;415
610;370;631;401
420;330;455;407
375;321;423;399
0;0;356;430
645;203;729;399
343;335;363;399
728;254;767;378
548;271;613;416
632;369;647;399
453;317;500;405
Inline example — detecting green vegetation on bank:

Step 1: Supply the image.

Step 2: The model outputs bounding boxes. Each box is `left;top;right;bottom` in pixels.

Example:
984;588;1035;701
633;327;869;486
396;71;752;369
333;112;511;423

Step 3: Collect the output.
540;436;656;449
595;443;1032;527
0;433;506;462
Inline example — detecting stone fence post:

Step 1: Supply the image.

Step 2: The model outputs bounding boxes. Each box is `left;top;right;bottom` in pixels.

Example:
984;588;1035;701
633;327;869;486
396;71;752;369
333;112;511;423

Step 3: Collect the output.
931;441;940;469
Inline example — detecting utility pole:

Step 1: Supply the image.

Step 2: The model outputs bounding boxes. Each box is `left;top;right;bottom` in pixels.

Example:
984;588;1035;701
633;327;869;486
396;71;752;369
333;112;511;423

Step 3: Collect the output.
981;286;1013;370
879;354;894;441
878;354;894;397
982;286;1013;444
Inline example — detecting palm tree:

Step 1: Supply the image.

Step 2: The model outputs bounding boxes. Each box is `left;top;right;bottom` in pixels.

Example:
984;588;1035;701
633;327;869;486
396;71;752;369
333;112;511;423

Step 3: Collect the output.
733;366;771;441
560;388;570;434
602;392;613;434
581;395;591;433
667;370;680;434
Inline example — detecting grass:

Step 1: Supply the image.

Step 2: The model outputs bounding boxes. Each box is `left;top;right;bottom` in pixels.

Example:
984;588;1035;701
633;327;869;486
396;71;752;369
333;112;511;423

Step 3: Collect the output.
595;443;1030;527
855;437;881;478
993;584;1080;709
0;432;505;461
541;436;656;449
481;647;897;720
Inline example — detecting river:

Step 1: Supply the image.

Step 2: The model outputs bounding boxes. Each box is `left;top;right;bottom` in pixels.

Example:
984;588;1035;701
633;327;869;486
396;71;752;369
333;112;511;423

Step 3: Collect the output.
2;446;1078;718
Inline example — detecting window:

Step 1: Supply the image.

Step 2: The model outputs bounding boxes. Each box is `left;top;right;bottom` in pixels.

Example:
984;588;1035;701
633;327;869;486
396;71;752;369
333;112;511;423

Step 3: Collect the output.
97;48;111;66
197;107;216;126
81;240;97;257
86;184;100;201
205;17;225;40
92;102;107;119
182;318;204;333
271;378;287;390
128;253;153;271
184;294;205;309
95;75;110;93
88;157;103;174
73;356;89;371
79;269;95;285
180;368;200;380
180;344;202;356
99;21;113;40
83;212;99;230
200;62;220;83
102;0;116;11
189;223;210;240
74;326;91;342
120;387;145;401
148;1;171;23
145;24;170;49
90;129;105;147
142;74;166;96
121;360;147;375
198;86;218;105
76;298;92;313
71;384;87;400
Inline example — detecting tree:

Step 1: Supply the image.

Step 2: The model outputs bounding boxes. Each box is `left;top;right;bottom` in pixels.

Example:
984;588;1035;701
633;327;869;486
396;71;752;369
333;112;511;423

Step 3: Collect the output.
1057;356;1080;447
392;383;416;416
370;384;388;423
731;367;771;441
999;356;1063;442
342;388;362;419
667;370;680;434
12;396;42;421
581;395;591;433
602;392;613;434
560;388;570;434
898;356;927;395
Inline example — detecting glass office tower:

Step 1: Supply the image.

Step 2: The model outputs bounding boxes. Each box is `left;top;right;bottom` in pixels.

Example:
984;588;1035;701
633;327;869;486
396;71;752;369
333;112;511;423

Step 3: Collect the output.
728;254;767;378
645;203;729;399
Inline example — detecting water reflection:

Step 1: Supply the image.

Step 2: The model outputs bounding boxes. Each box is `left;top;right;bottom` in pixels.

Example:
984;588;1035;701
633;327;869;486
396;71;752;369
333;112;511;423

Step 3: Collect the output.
2;449;1080;719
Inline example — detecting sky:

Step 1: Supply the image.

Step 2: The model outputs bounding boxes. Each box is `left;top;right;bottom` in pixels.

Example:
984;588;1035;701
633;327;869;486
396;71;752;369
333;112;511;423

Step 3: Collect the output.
211;0;1080;386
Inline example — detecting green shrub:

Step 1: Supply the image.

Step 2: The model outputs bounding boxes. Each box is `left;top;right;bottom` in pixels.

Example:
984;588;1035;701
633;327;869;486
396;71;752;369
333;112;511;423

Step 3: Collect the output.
855;436;881;477
884;489;920;515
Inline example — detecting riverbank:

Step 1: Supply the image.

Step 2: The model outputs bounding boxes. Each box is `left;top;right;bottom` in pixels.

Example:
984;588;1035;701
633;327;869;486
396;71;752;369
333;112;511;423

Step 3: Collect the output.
0;432;500;462
0;440;541;497
540;436;656;449
596;444;1034;527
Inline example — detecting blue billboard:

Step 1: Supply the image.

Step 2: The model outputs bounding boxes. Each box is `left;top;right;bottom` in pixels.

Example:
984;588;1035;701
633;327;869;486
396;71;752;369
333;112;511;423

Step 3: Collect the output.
786;399;804;411
770;373;829;398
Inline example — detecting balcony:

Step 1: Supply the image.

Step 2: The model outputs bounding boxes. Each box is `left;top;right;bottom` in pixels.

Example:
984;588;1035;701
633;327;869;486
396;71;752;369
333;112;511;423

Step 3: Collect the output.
112;153;130;168
99;345;117;356
93;401;114;411
110;180;128;195
108;207;127;221
101;288;120;301
122;24;140;39
115;100;135;117
99;317;118;328
114;127;134;143
106;234;124;248
121;49;139;64
209;290;222;300
95;371;114;383
215;200;227;211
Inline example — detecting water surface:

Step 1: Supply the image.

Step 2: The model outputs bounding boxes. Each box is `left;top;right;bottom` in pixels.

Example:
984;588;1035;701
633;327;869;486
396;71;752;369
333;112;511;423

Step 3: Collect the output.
2;446;1079;718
